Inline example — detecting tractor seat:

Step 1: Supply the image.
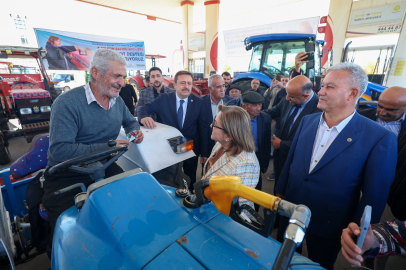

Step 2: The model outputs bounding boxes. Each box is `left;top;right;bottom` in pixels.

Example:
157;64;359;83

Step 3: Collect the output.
10;134;49;180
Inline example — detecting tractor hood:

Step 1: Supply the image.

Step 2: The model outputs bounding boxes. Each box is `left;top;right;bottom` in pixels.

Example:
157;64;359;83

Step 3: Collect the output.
52;170;324;270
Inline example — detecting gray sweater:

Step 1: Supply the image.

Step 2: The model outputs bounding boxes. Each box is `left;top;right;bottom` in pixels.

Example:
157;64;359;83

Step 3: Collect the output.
47;86;140;166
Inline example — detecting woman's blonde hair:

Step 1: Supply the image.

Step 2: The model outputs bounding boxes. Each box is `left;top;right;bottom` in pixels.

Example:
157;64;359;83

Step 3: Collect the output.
218;105;255;156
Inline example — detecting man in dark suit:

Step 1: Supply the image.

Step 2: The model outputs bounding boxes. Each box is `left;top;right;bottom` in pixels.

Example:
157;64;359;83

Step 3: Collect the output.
136;67;174;119
241;91;271;211
275;63;398;270
358;86;406;270
264;75;321;186
138;71;210;192
202;74;237;152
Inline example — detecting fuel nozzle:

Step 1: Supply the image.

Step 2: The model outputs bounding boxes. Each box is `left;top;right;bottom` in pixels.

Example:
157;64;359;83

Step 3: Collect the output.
182;179;210;209
175;179;190;198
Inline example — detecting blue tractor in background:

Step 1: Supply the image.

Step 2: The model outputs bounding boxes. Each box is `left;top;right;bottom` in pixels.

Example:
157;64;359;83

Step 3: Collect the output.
232;33;386;106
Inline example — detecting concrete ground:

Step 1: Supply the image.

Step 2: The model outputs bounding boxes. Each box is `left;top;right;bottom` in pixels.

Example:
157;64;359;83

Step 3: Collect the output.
1;123;365;269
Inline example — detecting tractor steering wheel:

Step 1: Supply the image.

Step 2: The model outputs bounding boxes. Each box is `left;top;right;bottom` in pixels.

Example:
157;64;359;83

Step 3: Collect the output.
48;145;128;181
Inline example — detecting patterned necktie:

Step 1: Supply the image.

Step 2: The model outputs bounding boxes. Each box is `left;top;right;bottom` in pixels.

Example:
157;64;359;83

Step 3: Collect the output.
281;105;301;139
177;100;185;129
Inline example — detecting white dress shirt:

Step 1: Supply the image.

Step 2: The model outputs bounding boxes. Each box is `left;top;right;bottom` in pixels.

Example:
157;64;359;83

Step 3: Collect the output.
176;95;188;127
309;111;356;173
210;94;223;120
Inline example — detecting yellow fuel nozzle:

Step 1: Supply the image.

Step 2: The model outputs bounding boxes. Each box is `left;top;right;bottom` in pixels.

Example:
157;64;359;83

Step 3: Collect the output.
197;175;281;216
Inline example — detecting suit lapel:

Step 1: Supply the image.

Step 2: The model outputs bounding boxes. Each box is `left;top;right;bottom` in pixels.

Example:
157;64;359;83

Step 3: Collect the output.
288;94;318;137
257;114;263;149
205;95;213;120
280;102;292;134
183;95;194;129
304;115;320;174
310;113;362;174
170;93;179;129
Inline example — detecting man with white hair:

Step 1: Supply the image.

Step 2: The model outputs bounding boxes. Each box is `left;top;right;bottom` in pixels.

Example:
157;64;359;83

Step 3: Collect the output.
275;63;398;270
201;74;237;151
42;49;144;234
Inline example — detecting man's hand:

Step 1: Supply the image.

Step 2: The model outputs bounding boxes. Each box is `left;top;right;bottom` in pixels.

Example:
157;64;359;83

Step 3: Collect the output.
295;51;309;72
277;81;284;88
271;135;281;149
341;222;375;266
141;117;157;129
115;140;130;147
131;130;144;144
200;157;208;164
271;79;278;89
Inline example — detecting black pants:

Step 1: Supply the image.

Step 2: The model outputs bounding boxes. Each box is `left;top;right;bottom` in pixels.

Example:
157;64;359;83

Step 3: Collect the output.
277;216;341;270
42;162;124;235
183;156;198;192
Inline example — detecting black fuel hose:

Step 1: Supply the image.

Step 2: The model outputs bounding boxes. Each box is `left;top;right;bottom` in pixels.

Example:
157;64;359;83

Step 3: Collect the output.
272;238;297;270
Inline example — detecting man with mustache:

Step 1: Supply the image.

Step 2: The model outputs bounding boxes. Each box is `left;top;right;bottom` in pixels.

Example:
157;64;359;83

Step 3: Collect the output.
136;67;174;121
202;74;237;152
42;49;144;236
138;70;209;192
242;91;271;211
275;63;397;270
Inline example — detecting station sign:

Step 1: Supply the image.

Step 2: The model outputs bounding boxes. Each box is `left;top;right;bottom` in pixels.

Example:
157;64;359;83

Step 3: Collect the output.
34;29;146;71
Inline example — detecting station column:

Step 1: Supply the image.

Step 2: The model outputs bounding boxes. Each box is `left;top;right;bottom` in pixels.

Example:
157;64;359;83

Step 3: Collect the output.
205;0;220;77
386;20;406;87
181;1;194;71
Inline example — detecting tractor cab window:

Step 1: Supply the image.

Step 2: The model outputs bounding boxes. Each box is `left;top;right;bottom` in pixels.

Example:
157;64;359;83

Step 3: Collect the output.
262;40;306;78
248;44;263;72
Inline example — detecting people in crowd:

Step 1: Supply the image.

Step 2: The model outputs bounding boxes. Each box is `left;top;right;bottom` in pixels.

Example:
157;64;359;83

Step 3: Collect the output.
264;76;289;109
138;70;210;192
275;63;398;270
42;49;144;235
289;51;308;79
264;75;320;186
229;85;242;106
202;74;237;151
119;84;138;116
358;86;406;269
145;76;152;88
249;79;265;108
241;92;271;211
202;105;259;211
222;71;232;96
341;220;406;267
136;67;174;121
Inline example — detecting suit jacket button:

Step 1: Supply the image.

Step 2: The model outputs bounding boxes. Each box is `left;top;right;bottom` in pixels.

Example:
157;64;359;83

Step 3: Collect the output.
304;178;308;182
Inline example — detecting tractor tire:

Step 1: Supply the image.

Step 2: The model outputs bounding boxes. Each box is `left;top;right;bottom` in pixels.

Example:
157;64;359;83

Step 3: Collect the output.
0;119;9;132
63;86;70;92
129;80;141;91
0;132;11;165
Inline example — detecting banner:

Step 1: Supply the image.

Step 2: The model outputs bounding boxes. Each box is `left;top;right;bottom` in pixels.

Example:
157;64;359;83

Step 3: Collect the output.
34;29;146;71
223;17;320;58
346;2;406;37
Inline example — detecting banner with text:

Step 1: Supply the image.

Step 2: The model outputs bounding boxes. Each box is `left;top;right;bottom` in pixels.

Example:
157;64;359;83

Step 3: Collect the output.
223;17;319;58
34;29;146;71
347;2;406;37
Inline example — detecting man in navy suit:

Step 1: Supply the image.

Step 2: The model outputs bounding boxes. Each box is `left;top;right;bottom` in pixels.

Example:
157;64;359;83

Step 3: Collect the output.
138;71;210;191
202;74;237;152
275;63;398;270
241;91;271;211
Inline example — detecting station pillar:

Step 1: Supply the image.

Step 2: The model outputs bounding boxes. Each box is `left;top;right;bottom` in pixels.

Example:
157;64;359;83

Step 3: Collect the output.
322;0;352;67
386;21;406;87
181;1;194;71
204;1;220;77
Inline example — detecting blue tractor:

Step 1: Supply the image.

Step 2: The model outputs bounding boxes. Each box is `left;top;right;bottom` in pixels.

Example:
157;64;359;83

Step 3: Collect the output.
232;33;386;106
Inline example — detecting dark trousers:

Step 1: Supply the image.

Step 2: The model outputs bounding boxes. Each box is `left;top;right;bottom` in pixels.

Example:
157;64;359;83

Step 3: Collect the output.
183;156;198;192
277;216;341;270
42;162;124;235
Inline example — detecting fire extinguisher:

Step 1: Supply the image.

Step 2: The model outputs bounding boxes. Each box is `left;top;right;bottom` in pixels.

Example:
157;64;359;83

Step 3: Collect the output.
6;95;13;110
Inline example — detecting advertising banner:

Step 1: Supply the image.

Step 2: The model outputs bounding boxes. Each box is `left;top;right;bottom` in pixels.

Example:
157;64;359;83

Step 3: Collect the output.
347;2;406;37
34;29;146;71
223;17;320;58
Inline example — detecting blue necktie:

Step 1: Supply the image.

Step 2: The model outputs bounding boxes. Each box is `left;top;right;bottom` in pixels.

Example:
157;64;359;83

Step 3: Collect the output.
177;100;185;129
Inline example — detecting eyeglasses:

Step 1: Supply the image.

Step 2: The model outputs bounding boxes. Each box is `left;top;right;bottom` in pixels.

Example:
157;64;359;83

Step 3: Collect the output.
211;115;225;131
